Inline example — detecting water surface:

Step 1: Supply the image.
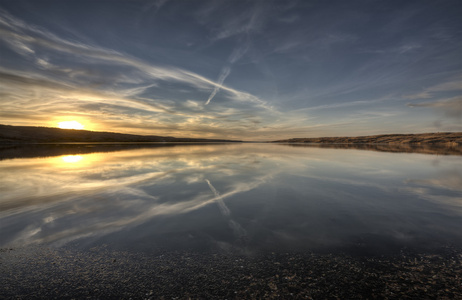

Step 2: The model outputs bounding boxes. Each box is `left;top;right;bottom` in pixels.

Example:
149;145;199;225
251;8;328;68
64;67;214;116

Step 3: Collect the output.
1;143;461;255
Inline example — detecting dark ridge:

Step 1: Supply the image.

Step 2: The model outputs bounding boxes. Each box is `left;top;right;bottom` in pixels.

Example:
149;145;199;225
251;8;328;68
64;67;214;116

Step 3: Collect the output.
0;124;241;144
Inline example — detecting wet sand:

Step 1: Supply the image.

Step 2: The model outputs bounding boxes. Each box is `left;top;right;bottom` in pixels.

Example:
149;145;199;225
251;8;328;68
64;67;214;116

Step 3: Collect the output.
1;246;461;299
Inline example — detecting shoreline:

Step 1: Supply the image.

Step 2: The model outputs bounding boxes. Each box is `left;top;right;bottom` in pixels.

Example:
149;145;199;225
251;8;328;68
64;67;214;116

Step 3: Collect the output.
2;245;461;299
0;141;461;162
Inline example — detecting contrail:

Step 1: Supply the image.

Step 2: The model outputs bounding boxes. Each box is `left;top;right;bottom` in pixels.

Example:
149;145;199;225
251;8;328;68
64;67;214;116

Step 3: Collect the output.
143;0;169;13
205;179;230;216
229;40;249;64
228;220;247;238
205;66;231;105
205;179;247;239
204;37;250;105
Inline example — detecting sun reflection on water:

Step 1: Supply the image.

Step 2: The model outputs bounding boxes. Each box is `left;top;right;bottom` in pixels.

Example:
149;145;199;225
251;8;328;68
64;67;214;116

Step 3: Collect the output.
61;155;83;163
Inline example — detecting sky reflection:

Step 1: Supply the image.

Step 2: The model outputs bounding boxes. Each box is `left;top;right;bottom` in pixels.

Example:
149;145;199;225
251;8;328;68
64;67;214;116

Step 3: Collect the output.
1;144;461;254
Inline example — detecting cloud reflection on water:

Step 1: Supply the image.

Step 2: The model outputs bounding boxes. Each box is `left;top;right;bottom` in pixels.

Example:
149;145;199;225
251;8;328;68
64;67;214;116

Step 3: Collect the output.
1;144;461;254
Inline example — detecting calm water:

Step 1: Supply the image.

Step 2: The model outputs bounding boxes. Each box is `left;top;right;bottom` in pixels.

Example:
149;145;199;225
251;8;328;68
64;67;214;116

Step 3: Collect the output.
1;143;461;255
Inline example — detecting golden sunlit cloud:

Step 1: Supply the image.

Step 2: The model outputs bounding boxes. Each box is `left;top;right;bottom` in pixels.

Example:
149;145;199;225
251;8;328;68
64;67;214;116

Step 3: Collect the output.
58;120;85;130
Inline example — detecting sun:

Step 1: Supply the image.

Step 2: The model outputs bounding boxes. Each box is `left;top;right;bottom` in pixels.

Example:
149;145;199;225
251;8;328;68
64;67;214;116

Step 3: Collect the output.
58;120;85;130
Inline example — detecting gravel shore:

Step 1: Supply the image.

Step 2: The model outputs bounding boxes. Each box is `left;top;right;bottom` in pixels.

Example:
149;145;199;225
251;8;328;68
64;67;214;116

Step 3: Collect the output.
1;246;461;299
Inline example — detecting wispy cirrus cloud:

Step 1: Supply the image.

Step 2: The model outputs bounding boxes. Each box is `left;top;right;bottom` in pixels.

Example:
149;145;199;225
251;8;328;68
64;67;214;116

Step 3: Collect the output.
408;96;462;119
0;9;268;108
0;8;280;138
405;77;462;100
406;77;462;120
0;1;460;139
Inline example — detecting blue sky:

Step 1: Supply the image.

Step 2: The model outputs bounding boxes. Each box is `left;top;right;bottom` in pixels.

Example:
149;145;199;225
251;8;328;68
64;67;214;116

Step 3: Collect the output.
0;0;461;140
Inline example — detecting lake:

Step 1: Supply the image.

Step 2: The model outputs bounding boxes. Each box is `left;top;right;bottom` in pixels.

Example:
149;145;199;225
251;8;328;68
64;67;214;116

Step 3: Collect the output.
1;143;461;256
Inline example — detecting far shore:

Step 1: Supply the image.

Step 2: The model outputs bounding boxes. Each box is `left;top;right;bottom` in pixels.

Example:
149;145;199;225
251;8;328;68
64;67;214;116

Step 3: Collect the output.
272;132;462;145
1;125;461;145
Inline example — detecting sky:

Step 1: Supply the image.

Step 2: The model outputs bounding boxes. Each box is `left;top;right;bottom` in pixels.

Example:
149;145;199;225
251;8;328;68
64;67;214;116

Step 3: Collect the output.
0;0;461;140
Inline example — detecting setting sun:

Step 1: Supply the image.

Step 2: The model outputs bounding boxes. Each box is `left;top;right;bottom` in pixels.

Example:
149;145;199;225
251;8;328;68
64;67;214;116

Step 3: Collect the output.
58;121;85;130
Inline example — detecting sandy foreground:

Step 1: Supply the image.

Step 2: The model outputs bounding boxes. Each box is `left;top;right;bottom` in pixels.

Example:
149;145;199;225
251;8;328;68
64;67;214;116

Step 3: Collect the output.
1;246;461;299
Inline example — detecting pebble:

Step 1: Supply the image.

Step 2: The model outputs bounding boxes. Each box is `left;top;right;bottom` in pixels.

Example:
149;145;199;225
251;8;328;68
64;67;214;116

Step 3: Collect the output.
0;246;461;299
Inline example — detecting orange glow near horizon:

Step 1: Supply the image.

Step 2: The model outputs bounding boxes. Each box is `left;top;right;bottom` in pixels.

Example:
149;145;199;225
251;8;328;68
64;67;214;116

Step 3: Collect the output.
58;120;85;130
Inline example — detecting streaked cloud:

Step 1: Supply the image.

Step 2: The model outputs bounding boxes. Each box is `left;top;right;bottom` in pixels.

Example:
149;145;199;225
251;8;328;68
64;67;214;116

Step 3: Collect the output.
0;0;460;139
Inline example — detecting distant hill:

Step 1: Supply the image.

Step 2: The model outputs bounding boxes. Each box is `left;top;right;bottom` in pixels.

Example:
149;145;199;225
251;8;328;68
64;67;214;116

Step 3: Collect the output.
0;124;241;144
273;132;462;145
